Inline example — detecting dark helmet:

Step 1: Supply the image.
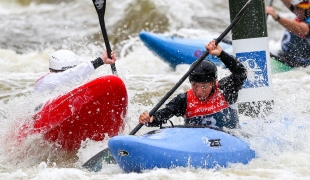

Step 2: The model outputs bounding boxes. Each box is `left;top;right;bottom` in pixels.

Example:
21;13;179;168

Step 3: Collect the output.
189;60;217;82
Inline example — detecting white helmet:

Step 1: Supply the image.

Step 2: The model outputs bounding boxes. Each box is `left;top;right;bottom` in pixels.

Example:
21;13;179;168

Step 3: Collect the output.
292;0;309;5
49;50;78;71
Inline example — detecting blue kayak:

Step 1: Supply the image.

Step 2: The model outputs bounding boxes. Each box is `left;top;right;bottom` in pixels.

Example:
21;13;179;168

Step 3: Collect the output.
108;126;256;173
139;31;292;73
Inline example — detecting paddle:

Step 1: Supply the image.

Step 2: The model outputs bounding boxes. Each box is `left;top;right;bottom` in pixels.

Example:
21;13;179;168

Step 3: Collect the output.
92;0;117;75
266;0;274;18
80;0;117;171
82;0;253;171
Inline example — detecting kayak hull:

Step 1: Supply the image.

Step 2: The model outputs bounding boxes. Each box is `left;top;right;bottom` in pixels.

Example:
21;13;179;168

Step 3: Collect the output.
108;127;255;173
16;75;128;151
139;31;292;73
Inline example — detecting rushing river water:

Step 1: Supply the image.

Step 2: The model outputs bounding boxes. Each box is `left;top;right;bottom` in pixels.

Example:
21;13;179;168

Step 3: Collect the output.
1;0;310;179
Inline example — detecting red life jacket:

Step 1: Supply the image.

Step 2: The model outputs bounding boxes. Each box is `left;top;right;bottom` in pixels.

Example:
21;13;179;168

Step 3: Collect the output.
185;82;229;119
295;17;307;38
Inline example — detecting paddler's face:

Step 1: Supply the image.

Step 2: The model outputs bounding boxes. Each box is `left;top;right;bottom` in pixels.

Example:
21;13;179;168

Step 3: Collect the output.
191;81;214;101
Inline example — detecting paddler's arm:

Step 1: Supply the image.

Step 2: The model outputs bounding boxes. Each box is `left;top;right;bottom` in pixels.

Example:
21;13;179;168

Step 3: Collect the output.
61;51;116;79
34;62;96;93
206;40;247;104
91;51;116;69
34;51;116;93
265;6;310;37
218;51;247;78
206;39;246;82
139;93;187;127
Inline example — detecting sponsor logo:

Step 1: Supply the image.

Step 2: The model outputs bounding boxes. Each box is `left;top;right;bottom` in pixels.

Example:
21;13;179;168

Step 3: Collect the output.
61;65;77;70
95;0;105;9
194;50;203;58
208;139;221;147
237;51;269;88
201;117;216;126
202;137;221;147
118;150;129;156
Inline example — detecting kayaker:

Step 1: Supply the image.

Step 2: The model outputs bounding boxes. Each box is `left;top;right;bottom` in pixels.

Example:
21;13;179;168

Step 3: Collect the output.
266;0;310;67
139;40;247;129
34;50;116;93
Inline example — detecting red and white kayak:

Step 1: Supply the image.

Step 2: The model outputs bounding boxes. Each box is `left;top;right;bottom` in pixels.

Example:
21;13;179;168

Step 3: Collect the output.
14;75;128;151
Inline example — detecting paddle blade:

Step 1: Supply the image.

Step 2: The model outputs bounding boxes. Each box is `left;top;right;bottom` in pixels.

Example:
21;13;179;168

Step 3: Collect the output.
92;0;117;75
92;0;106;15
82;148;116;171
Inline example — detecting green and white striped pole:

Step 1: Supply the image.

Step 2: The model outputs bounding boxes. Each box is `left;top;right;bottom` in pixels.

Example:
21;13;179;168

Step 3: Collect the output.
229;0;273;118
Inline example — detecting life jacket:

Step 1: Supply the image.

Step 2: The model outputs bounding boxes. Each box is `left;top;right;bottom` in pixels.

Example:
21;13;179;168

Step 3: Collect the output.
185;83;239;128
281;17;310;59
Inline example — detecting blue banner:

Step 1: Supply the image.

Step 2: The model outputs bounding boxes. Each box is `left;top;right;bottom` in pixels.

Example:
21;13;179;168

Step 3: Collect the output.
237;51;269;88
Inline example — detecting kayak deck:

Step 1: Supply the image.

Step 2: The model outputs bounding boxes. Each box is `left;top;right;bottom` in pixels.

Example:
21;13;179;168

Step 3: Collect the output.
108;127;255;173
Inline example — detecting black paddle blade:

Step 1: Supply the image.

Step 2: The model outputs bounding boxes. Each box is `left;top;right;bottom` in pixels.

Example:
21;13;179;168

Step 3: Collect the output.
92;0;110;52
92;0;117;75
82;148;116;171
92;0;106;16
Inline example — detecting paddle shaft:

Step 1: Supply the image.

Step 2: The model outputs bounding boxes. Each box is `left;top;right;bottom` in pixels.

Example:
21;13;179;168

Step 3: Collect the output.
269;0;274;9
266;0;274;18
129;0;253;135
82;1;117;170
92;0;117;75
